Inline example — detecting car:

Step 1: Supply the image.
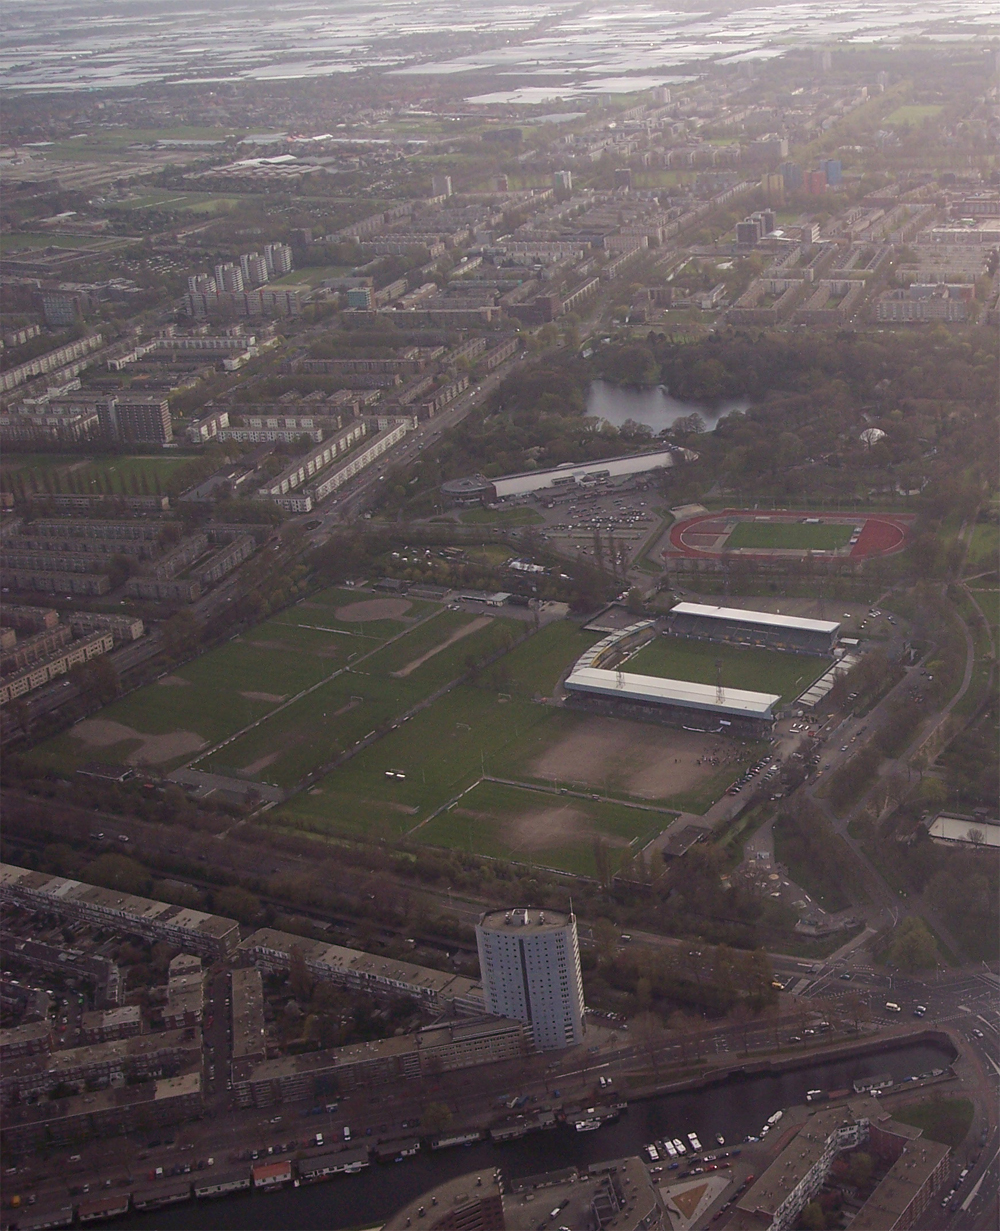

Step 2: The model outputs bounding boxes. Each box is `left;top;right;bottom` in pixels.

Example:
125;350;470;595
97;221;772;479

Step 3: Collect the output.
839;972;853;980
787;1035;802;1042
972;1028;984;1039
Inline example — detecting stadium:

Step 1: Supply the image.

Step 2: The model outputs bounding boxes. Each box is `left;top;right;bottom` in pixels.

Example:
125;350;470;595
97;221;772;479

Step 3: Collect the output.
563;604;840;735
665;508;912;566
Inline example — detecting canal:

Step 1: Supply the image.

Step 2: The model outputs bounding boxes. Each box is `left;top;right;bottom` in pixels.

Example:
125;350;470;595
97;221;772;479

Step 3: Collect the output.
120;1038;954;1230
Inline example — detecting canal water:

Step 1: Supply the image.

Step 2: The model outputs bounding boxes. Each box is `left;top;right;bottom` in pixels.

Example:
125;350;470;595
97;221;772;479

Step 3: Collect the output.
586;381;749;434
120;1039;952;1230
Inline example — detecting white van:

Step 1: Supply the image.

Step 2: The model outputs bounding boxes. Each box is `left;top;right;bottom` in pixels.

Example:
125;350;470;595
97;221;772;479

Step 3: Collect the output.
885;1002;901;1013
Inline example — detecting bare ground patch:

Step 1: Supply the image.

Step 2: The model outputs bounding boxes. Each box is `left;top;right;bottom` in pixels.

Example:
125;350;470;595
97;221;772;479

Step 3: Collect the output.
245;639;292;651
239;691;287;703
72;718;206;765
334;598;412;622
157;675;191;687
392;615;491;678
531;717;740;800
453;801;627;852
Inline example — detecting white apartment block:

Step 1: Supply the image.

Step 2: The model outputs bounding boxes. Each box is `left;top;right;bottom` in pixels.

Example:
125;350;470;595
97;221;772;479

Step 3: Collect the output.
476;908;586;1051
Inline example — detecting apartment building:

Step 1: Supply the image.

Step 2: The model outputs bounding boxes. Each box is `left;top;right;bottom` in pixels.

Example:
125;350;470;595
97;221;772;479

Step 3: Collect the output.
0;864;240;957
0;630;114;704
79;1005;142;1045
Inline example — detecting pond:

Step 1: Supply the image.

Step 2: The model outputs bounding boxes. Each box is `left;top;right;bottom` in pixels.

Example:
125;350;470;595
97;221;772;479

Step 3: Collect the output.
586;380;749;434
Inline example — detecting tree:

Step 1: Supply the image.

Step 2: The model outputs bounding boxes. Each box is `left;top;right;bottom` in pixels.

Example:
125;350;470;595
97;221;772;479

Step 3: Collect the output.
421;1102;453;1135
288;945;314;1003
885;917;938;973
847;1152;873;1189
82;853;150;895
801;1200;826;1230
631;1010;669;1074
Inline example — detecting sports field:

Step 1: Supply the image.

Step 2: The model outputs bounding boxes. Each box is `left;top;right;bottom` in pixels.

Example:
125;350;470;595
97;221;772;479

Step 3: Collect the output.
624;635;826;702
726;521;852;551
414;781;666;878
202;610;524;788
277;620;757;855
28;588;443;777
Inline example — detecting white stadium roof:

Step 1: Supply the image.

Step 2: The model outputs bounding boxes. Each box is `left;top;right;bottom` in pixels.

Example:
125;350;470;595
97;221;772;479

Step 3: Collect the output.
670;602;840;636
565;666;780;720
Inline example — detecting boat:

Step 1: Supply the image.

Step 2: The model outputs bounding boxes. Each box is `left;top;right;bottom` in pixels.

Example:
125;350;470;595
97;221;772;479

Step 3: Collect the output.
430;1130;485;1150
672;1139;686;1155
766;1111;783;1126
688;1133;703;1152
806;1089;824;1103
715;1134;725;1146
645;1144;660;1162
662;1140;677;1158
575;1119;602;1132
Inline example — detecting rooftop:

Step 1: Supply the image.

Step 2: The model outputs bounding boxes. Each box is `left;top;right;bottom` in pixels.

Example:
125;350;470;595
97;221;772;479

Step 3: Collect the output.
670;601;841;635
478;907;573;934
566;665;780;719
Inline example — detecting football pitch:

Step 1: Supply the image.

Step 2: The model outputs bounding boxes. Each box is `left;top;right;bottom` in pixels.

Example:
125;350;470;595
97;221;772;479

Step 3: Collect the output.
726;520;853;551
625;635;826;702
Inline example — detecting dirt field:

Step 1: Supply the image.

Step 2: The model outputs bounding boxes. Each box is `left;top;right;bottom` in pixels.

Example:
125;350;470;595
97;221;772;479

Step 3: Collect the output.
393;615;491;677
335;598;412;622
71;718;206;765
453;801;631;852
240;691;286;703
157;675;191;687
530;716;741;800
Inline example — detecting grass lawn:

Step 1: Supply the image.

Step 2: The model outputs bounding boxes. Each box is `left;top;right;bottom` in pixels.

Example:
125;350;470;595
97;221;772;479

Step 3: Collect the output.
270;265;353;287
414;780;666;877
279;686;552;840
29;623;342;777
726;520;852;551
625;635;826;702
892;1098;974;1149
1;454;194;493
290;586;441;640
459;507;544;526
965;523;998;574
885;104;944;126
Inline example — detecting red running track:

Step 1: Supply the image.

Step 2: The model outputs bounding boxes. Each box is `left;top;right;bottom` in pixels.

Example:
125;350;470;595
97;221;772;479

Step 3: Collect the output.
667;508;913;561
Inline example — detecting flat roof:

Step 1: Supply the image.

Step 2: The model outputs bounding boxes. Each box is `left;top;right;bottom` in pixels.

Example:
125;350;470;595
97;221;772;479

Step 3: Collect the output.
566;665;779;719
670;601;840;636
479;907;573;935
928;814;1000;847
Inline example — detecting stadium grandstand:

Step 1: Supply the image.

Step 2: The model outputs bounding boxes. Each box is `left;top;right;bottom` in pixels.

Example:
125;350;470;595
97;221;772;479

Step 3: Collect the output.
666;602;840;656
563;622;780;735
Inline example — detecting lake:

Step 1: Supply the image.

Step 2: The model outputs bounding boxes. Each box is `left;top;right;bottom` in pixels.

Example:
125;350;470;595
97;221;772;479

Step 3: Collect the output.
586;381;749;434
120;1038;953;1230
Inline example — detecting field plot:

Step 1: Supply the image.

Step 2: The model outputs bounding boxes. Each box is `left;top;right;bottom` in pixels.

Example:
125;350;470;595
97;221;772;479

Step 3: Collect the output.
279;622;595;833
964;523;998;574
492;712;758;813
288;587;439;641
282;687;551;839
624;636;826;702
29;617;349;776
201;606;517;788
726;521;852;551
415;781;666;878
358;612;522;690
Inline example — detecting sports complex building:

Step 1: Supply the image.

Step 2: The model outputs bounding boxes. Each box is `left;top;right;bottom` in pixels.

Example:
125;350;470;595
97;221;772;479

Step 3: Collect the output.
667;601;840;655
563;604;842;735
564;620;782;736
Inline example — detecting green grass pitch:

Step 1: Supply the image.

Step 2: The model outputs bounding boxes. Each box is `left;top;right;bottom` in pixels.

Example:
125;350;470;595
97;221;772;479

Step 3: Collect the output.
625;636;827;702
725;520;853;551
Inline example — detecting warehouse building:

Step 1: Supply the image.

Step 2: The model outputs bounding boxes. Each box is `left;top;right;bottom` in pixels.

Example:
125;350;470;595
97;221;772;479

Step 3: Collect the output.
667;602;840;655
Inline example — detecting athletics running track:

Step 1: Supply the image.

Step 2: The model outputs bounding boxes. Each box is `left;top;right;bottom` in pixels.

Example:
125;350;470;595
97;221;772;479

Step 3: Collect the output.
666;509;914;561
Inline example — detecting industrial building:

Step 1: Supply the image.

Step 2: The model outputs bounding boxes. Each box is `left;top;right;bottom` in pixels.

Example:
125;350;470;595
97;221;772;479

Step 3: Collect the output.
476;908;586;1051
667;602;840;655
